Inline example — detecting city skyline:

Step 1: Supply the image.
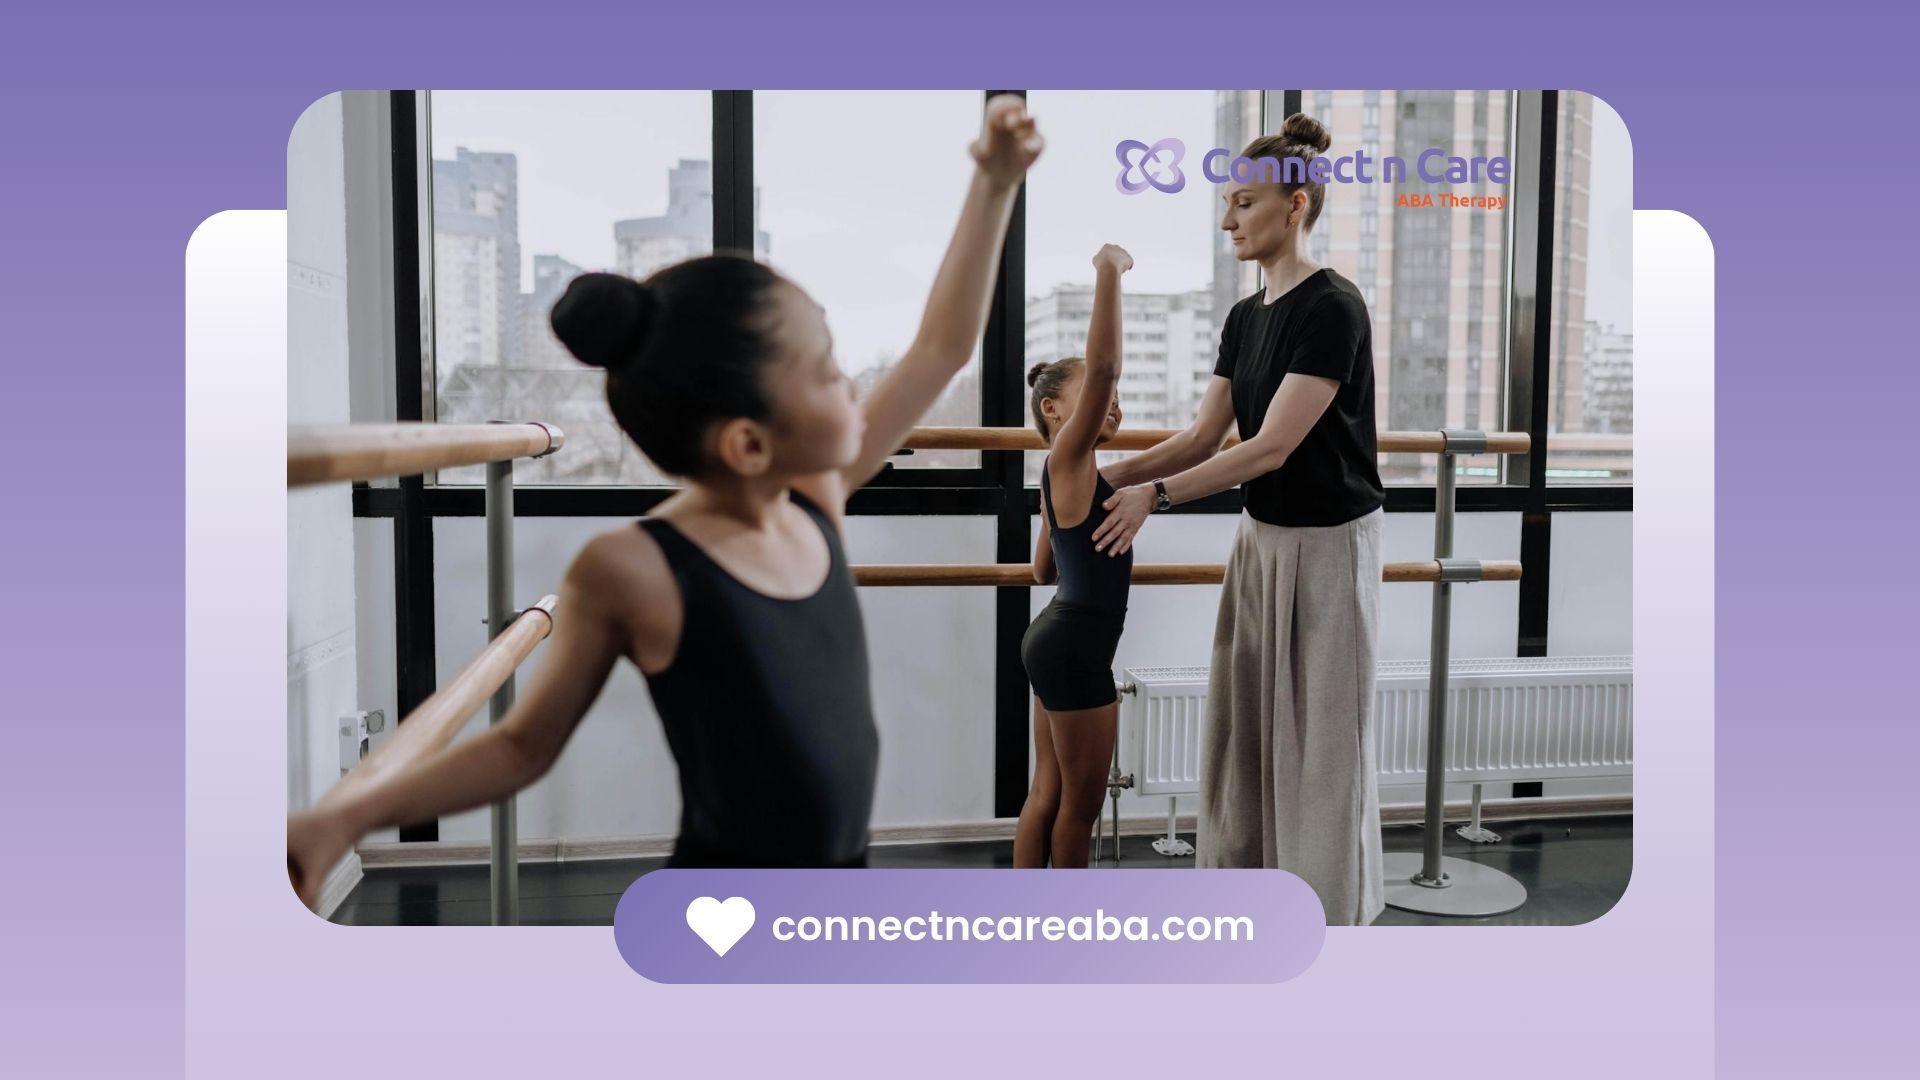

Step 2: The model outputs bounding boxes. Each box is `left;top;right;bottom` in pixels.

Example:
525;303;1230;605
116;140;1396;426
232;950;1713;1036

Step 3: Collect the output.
425;91;1631;486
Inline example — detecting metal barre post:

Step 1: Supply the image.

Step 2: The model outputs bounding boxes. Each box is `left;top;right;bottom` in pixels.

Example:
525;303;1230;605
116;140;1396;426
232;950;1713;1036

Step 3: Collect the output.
1417;447;1458;886
1382;432;1527;917
486;459;520;927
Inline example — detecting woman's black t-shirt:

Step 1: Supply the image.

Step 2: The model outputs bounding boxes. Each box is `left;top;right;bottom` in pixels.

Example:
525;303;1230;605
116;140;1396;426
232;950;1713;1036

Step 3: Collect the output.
1212;268;1384;528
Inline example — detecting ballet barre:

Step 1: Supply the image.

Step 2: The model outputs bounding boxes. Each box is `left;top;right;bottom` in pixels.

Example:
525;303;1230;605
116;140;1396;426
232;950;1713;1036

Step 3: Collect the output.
322;596;557;805
852;561;1522;587
287;421;564;487
920;423;1527;909
288;419;569;924
899;425;1530;455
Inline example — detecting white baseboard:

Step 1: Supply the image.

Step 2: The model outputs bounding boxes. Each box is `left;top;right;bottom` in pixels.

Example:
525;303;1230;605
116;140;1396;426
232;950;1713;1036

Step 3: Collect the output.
1380;793;1631;826
355;794;1629;870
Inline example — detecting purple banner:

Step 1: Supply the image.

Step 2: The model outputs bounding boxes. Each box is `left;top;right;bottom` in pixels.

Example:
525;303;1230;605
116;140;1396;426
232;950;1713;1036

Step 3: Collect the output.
613;869;1325;983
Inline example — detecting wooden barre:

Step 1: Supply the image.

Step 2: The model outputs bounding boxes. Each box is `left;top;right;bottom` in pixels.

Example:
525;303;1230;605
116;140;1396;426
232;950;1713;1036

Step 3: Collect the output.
900;427;1530;455
288;422;564;487
315;597;557;809
852;562;1522;587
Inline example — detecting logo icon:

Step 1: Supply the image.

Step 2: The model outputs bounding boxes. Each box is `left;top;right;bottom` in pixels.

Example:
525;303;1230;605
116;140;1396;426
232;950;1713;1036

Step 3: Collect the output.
1115;138;1186;195
685;895;756;957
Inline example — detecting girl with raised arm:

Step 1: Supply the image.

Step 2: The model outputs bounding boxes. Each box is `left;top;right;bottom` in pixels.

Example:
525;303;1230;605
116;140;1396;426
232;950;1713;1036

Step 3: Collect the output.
1015;243;1134;869
287;97;1044;905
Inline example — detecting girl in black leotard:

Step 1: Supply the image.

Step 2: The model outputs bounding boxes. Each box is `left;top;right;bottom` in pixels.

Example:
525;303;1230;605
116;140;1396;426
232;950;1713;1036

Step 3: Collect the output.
1015;243;1133;870
286;98;1046;901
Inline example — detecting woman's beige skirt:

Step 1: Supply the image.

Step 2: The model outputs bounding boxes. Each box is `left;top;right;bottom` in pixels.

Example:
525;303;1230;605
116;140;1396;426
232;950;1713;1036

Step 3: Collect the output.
1196;507;1385;926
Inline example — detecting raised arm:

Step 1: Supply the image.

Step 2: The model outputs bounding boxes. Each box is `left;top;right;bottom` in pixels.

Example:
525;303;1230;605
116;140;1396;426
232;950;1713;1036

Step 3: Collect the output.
839;95;1043;494
285;541;632;909
1049;245;1130;466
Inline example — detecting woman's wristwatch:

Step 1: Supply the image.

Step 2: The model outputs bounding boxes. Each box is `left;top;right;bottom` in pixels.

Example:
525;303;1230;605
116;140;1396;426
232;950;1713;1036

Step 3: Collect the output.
1152;478;1173;512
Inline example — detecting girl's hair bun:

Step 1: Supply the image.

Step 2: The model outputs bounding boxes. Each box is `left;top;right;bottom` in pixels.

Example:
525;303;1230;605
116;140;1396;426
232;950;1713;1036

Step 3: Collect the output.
549;272;656;371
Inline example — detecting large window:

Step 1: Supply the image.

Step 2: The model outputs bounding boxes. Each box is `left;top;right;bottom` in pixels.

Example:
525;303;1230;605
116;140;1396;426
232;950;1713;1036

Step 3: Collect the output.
413;90;1622;494
380;89;1626;832
1546;92;1632;484
755;91;985;469
1022;90;1262;484
1299;90;1518;486
427;91;711;486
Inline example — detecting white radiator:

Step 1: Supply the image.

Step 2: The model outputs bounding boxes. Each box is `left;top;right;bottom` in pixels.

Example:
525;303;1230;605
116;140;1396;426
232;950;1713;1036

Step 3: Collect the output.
1119;656;1633;796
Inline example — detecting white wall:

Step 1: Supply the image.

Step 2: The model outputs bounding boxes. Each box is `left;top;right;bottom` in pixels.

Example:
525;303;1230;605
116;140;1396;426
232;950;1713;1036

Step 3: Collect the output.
1032;509;1533;820
349;517;399;843
1549;511;1632;655
408;515;999;842
286;94;359;812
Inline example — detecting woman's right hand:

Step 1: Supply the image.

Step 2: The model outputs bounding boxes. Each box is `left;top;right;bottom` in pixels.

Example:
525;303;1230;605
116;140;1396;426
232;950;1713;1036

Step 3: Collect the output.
288;808;356;912
1093;243;1133;274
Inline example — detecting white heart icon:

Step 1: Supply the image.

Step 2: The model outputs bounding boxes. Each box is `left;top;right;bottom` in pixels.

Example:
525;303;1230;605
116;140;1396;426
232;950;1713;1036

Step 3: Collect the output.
685;896;756;957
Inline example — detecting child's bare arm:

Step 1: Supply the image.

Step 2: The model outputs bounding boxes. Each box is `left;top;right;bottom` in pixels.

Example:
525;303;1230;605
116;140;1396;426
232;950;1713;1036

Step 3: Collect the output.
287;540;635;908
839;95;1044;494
1048;245;1130;466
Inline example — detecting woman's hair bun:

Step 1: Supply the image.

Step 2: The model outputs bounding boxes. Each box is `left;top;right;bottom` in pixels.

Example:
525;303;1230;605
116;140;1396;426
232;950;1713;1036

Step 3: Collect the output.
549;272;655;371
1281;112;1332;154
1027;361;1050;388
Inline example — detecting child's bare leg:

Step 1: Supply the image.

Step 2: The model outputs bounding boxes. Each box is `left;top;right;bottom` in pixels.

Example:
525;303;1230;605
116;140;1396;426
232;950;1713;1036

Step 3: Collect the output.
1047;702;1119;869
1013;698;1061;868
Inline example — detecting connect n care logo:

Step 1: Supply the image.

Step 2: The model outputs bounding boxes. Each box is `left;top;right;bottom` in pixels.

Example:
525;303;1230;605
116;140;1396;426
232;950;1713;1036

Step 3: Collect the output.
1113;137;1513;198
1115;137;1186;195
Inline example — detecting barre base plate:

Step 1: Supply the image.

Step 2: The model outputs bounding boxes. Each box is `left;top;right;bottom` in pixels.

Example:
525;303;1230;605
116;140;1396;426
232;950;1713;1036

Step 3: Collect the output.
1381;853;1528;917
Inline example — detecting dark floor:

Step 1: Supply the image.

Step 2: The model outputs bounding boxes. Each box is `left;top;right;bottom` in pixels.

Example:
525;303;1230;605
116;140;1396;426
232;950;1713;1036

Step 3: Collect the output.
331;815;1630;927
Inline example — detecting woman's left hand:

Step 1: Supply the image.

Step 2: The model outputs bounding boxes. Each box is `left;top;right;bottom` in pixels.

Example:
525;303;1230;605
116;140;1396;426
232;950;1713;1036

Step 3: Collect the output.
1092;483;1156;556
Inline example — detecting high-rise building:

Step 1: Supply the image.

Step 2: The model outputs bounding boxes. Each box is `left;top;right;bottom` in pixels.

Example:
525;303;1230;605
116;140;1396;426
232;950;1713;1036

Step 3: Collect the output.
1549;91;1594;441
1026;286;1218;431
520;254;584;369
432;149;521;374
1584;322;1632;434
615;159;770;280
435;154;783;487
1295;91;1609;482
1024;285;1217;482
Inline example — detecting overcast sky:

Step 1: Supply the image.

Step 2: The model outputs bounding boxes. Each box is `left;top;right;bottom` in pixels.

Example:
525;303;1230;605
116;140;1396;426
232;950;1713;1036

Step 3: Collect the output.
431;90;1631;375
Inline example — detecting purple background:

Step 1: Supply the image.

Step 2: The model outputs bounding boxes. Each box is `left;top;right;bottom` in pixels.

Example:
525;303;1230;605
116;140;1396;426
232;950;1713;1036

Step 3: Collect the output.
4;1;1913;1075
613;869;1325;983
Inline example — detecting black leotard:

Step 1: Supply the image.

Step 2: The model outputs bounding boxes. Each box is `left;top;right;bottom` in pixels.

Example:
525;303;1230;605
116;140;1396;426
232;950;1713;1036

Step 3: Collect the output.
1040;457;1133;612
1021;458;1133;712
635;489;878;868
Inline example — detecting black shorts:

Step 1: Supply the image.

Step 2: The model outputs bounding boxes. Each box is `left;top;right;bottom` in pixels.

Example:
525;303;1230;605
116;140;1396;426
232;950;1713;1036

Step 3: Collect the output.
1021;600;1127;712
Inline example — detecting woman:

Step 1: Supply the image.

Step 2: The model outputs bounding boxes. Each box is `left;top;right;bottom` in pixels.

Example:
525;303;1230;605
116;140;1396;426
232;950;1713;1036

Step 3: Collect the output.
1092;113;1386;925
